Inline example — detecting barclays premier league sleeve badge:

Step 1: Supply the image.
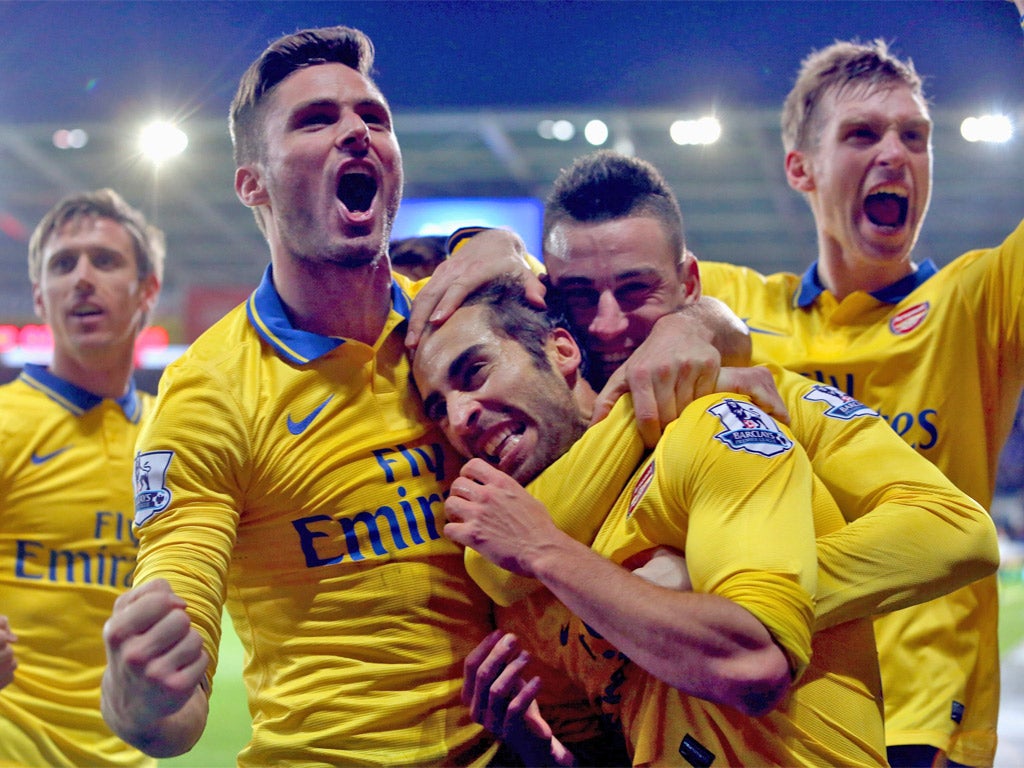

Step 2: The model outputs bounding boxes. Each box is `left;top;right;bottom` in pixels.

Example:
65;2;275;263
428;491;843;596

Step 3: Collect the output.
134;450;174;526
708;399;794;457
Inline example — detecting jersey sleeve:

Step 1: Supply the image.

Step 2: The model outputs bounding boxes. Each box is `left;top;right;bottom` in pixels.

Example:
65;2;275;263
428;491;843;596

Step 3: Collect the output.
132;357;249;689
639;394;818;678
776;366;999;630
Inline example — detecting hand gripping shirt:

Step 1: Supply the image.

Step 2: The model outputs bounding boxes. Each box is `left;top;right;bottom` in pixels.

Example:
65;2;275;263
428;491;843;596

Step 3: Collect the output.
0;365;154;768
131;268;496;767
701;218;1024;764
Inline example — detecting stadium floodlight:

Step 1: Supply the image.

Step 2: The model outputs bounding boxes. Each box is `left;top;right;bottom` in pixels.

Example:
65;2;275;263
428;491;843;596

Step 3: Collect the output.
960;114;1013;144
669;116;722;146
139;120;188;162
584;119;609;146
52;128;88;149
537;118;575;142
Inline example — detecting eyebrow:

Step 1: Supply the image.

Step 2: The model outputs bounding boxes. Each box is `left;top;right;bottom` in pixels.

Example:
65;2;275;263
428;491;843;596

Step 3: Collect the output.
555;267;662;287
447;343;487;385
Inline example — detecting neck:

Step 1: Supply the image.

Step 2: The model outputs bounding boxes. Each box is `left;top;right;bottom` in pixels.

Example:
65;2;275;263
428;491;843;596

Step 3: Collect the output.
273;254;393;345
816;235;915;300
49;347;134;400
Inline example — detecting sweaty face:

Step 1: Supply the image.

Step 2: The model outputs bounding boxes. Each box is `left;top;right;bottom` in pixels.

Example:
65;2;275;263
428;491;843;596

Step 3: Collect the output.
243;62;403;268
797;82;932;276
33;216;157;361
544;216;692;388
413;303;587;485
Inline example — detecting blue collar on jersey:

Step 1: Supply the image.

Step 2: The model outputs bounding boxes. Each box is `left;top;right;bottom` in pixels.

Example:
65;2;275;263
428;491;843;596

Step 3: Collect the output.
19;363;142;421
246;264;413;365
794;259;939;307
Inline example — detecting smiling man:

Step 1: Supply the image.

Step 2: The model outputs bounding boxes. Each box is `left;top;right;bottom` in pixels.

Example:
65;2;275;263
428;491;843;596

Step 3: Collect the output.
99;26;527;766
0;189;163;767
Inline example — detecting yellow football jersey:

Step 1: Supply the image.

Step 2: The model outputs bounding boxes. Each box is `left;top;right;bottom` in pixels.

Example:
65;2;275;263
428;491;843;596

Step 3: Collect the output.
0;366;154;768
132;268;496;767
701;218;1024;763
497;392;887;766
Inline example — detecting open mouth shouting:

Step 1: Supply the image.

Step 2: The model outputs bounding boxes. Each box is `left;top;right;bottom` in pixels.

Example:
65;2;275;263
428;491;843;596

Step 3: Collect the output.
863;184;909;230
337;171;377;213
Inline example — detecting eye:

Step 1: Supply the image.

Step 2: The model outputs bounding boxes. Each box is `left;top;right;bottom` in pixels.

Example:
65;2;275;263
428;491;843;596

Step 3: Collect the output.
846;125;879;144
614;280;657;311
561;287;599;311
91;250;124;270
360;105;392;130
423;394;447;423
459;361;488;391
47;253;78;275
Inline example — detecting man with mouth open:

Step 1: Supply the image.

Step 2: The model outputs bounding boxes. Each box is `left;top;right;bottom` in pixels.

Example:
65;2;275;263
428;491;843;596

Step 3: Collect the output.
692;11;1024;765
411;275;994;766
0;188;163;767
99;26;532;766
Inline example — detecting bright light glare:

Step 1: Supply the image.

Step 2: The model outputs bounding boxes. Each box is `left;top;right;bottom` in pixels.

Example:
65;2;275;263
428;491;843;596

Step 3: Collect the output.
584;119;609;146
551;119;575;141
139;121;188;162
52;128;88;149
537;118;577;142
670;116;721;146
960;114;1013;144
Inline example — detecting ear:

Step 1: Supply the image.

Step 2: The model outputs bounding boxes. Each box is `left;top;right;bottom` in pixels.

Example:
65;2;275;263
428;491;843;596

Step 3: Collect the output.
785;149;815;193
676;249;702;305
32;283;46;321
235;164;269;207
549;327;583;380
138;272;161;317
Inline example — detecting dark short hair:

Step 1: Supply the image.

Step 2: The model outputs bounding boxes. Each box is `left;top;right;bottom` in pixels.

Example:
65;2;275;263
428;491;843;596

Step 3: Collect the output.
230;25;376;165
460;275;590;380
543;150;686;263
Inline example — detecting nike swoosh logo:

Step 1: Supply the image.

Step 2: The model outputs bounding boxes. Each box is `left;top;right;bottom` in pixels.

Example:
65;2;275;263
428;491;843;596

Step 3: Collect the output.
287;396;334;435
31;446;71;465
742;319;789;337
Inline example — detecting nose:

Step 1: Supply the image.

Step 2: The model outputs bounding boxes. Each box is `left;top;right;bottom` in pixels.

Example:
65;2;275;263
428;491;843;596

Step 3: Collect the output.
447;393;482;440
877;128;908;167
335;110;370;153
71;255;97;289
588;290;628;341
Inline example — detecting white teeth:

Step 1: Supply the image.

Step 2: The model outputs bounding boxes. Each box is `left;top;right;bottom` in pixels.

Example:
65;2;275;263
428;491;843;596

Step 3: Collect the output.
869;184;907;198
480;423;522;462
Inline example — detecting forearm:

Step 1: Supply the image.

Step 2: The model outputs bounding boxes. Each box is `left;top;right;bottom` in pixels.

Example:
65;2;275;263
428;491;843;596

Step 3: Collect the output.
813;486;998;630
102;681;209;758
529;535;790;716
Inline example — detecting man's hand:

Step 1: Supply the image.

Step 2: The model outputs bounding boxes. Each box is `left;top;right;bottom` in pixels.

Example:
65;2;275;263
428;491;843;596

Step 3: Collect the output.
590;311;723;446
463;630;576;767
405;228;545;350
444;459;563;577
716;366;789;424
101;579;208;755
0;615;17;689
